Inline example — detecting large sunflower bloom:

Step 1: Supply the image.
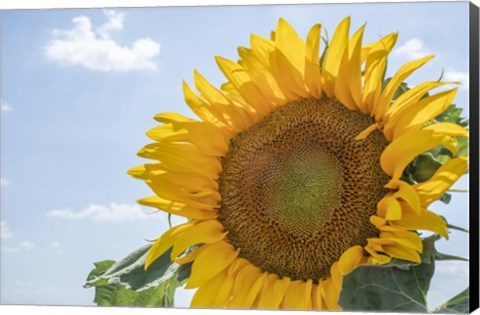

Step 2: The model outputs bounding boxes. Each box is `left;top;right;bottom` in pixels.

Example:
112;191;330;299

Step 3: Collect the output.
129;17;469;310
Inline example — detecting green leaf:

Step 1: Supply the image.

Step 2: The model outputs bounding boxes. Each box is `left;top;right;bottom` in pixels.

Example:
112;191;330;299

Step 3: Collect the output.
435;104;463;124
412;153;442;183
435;288;469;313
457;137;468;157
85;260;116;285
85;244;188;307
338;237;436;312
440;192;452;204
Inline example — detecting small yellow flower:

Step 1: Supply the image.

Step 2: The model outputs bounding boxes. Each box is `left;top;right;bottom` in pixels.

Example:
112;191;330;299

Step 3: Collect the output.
129;17;468;310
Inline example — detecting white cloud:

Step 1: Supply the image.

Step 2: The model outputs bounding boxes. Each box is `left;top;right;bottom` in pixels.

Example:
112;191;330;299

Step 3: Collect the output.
2;240;35;253
1;101;12;112
435;260;469;275
46;202;160;221
394;38;431;59
1;221;13;239
445;70;469;90
2;246;21;253
49;241;62;254
19;241;35;251
96;10;124;39
44;10;160;72
1;177;9;186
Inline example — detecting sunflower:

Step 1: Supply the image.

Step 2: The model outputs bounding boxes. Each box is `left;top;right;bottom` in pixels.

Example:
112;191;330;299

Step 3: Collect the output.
129;17;468;310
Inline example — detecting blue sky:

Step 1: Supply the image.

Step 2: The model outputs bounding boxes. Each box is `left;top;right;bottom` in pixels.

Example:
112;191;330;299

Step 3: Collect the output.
0;1;471;310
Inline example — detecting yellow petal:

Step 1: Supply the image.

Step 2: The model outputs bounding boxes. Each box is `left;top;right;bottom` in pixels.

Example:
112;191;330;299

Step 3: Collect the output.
311;284;324;310
422;122;469;138
380;129;457;185
190;268;228;308
304;23;323;98
329;263;342;292
322;16;350;98
369;237;421;263
186;241;239;289
154;112;193;123
382;243;421;263
215;56;271;116
175;245;207;265
138;196;217;220
238;47;286;105
392;201;448;238
336;23;366;110
275;18;306;83
271;20;309;99
145;222;195;269
138;142;221;179
354;123;378;140
182;81;228;128
383;81;454;140
338;245;364;275
377;195;402;220
146;177;219;210
282;279;312;310
380;230;423;251
228;264;264;308
127;164;148;179
390;89;458;139
250;34;275;67
194;70;256;130
370;215;387;227
257;274;291;309
213;258;249;307
391;180;421;214
320;278;341;310
362;32;398;114
364;243;392;264
413;157;468;206
146;121;229;156
375;55;434;121
171;220;226;259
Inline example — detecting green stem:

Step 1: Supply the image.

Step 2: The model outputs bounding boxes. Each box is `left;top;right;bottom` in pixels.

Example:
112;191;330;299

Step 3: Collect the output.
447;189;469;193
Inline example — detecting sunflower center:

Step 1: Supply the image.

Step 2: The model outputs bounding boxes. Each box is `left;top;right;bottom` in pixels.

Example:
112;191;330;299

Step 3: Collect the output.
260;143;343;235
218;98;390;282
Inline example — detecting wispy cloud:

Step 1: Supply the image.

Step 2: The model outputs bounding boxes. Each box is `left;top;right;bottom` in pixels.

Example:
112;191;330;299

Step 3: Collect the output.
44;10;160;72
19;241;35;251
1;177;9;186
445;70;469;90
1;221;13;239
394;38;431;60
435;260;469;276
2;240;36;253
1;101;12;112
46;202;161;221
48;241;62;254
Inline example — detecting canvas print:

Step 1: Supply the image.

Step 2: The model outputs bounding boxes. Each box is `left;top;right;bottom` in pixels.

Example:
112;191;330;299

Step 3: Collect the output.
0;1;476;313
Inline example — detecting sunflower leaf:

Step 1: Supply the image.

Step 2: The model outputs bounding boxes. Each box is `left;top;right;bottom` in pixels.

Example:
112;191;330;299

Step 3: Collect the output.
339;237;436;312
412;153;443;183
434;288;469;313
84;244;187;307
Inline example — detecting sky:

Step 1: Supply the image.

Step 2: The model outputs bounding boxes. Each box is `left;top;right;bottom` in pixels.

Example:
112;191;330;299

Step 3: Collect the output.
0;1;472;311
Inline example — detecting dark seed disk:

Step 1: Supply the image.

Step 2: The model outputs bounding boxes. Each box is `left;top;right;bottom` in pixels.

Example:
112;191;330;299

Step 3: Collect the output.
218;98;390;282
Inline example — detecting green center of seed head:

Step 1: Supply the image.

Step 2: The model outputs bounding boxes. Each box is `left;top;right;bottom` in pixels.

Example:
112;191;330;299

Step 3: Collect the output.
261;146;343;234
